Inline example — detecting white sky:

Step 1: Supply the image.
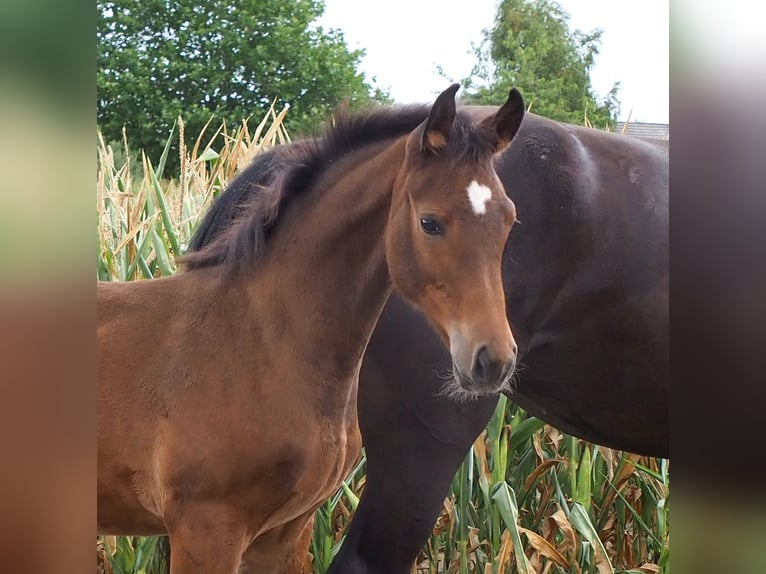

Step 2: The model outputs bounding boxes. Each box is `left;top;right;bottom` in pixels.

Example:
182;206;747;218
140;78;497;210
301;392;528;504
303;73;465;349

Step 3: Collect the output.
319;0;669;123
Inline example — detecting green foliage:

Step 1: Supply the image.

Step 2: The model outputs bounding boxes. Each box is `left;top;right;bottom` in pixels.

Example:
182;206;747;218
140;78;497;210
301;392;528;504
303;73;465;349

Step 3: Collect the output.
461;0;619;128
102;536;169;574
421;398;669;573
97;0;389;167
310;457;365;572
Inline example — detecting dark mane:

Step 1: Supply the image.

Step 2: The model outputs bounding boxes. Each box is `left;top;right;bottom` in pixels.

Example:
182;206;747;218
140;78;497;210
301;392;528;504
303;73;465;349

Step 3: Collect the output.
181;104;495;276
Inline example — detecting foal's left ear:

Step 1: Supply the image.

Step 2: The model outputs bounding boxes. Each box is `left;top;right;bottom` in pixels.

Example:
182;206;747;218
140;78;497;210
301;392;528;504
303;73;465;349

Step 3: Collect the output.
421;83;461;154
480;88;525;154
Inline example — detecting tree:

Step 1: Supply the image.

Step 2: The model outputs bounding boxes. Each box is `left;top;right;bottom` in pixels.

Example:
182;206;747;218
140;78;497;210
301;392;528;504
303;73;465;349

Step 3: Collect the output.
97;0;389;163
461;0;619;128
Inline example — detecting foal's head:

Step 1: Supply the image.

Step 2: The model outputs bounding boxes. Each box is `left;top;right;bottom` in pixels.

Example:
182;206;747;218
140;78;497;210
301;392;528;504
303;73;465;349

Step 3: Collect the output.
386;84;524;397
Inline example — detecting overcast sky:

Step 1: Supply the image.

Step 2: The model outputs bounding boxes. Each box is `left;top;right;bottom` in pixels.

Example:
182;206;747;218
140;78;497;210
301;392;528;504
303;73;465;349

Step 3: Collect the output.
319;0;669;123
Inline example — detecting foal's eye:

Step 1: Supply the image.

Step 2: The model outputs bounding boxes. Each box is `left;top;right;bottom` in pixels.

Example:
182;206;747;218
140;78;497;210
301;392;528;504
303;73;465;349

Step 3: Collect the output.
419;217;444;236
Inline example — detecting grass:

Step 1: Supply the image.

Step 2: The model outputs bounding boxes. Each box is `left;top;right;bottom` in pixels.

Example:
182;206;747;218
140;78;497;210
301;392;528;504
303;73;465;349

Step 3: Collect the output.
96;108;669;574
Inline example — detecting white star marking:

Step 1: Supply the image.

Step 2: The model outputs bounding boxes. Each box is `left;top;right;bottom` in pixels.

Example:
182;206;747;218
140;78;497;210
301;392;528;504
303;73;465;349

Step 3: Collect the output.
466;180;493;216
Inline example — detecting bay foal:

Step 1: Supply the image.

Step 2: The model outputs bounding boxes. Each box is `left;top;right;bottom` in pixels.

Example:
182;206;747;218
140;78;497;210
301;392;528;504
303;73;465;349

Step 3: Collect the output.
97;85;526;573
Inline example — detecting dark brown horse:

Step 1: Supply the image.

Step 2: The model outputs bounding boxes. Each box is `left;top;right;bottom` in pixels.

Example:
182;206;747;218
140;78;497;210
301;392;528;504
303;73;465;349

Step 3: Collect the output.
188;107;669;573
97;85;527;573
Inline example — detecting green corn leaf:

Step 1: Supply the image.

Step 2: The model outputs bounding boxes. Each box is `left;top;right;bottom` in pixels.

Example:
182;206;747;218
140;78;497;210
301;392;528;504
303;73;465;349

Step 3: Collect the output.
340;480;359;510
486;394;506;446
137;254;155;279
491;482;532;574
133;536;158;572
150;228;175;276
508;416;545;452
632;459;667;483
155;122;176;182
568;434;579;495
199;147;220;162
551;468;571;514
494;425;509;486
575;444;592;510
569;502;614;574
146;159;182;257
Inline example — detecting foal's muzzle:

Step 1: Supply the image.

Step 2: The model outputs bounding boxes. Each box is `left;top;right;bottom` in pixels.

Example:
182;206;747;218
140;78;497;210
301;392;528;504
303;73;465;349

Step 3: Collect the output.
454;343;517;394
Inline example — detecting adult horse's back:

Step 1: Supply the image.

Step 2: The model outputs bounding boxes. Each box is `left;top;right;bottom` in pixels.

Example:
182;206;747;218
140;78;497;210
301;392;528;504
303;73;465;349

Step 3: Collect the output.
188;109;669;573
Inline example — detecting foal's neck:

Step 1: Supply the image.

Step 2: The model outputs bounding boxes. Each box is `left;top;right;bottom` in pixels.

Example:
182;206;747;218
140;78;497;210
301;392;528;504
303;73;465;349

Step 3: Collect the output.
257;138;406;388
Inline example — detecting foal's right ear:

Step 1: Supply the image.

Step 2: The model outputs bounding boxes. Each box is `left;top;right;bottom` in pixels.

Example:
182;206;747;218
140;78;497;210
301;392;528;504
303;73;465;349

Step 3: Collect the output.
480;88;525;154
420;83;461;154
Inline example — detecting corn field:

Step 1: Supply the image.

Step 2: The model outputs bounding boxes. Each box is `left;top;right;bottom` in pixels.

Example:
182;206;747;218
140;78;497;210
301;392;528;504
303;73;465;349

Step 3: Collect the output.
96;107;669;574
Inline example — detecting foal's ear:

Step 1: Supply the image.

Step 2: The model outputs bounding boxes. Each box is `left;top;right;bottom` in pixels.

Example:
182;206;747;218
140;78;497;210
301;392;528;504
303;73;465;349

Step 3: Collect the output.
421;83;460;154
480;87;525;154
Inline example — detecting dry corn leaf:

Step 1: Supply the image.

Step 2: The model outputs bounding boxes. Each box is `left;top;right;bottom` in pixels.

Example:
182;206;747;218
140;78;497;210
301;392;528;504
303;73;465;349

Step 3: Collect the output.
545;426;563;453
529;547;542;573
551;506;577;554
473;430;492;481
523;457;567;491
601;453;640;510
495;529;514;573
532;429;546;462
519;527;569;568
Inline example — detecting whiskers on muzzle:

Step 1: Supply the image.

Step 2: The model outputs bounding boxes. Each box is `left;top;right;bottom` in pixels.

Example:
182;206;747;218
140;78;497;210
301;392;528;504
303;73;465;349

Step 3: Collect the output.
434;363;522;403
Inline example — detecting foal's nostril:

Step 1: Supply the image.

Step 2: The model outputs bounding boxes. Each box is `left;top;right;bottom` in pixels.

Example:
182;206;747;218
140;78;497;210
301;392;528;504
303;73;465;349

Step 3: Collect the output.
473;346;495;385
476;346;491;368
475;345;490;372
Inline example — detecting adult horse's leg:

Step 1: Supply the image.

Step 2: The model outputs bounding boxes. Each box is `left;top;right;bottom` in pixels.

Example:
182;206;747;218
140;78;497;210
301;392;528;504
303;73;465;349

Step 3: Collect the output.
166;503;248;574
328;296;498;574
238;512;315;574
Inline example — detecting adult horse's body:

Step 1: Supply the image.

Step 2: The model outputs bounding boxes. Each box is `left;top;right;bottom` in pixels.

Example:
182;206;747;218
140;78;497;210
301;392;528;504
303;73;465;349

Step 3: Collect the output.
189;108;669;573
97;86;528;574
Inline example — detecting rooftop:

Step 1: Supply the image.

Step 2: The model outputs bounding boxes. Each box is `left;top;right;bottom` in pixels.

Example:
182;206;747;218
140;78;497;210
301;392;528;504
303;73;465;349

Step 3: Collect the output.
613;121;669;140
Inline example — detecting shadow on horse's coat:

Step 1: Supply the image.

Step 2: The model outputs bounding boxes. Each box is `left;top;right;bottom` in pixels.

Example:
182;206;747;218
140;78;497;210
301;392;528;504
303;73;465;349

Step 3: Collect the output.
97;85;526;574
189;108;669;573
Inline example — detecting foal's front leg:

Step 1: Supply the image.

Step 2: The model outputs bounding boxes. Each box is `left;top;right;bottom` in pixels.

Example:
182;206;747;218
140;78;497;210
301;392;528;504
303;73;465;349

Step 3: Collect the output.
167;502;249;574
237;511;315;574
